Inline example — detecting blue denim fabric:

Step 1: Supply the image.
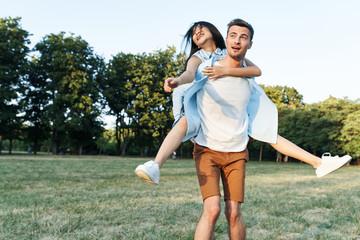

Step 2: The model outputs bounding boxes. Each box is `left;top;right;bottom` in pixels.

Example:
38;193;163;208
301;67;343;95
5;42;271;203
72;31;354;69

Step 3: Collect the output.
182;57;278;144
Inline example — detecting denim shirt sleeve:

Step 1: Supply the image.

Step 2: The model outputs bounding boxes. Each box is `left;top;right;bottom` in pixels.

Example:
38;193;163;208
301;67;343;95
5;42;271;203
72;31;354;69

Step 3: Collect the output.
182;58;217;142
172;87;185;124
172;83;192;125
181;57;278;144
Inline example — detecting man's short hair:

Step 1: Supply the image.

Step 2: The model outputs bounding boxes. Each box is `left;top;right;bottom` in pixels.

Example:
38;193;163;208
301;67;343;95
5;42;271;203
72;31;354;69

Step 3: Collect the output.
227;19;254;41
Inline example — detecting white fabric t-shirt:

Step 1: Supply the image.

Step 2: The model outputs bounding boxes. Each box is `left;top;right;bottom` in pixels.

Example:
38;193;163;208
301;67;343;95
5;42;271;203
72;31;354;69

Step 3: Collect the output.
194;62;251;152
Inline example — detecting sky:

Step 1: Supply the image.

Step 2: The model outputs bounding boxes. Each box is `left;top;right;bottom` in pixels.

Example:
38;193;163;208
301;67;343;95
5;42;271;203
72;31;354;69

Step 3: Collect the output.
2;0;359;114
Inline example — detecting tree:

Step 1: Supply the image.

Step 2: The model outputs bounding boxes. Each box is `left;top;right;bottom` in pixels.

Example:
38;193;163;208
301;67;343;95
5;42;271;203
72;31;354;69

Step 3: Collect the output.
104;47;185;155
341;110;360;160
0;17;30;153
311;97;360;155
64;53;105;155
21;59;51;154
278;97;360;159
278;107;333;155
250;84;304;161
127;47;185;155
261;85;304;108
102;52;137;155
34;32;104;154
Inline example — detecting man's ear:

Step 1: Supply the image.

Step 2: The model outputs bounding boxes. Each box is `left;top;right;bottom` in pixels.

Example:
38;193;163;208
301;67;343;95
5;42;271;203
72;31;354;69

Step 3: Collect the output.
248;41;253;49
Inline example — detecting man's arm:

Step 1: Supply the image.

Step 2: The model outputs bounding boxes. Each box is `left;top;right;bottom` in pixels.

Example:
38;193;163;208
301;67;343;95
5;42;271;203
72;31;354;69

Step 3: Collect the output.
164;56;202;92
201;58;261;80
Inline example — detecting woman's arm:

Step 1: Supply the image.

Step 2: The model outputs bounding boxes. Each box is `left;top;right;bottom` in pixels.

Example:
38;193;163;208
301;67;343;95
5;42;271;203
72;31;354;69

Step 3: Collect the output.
202;58;262;80
164;56;202;92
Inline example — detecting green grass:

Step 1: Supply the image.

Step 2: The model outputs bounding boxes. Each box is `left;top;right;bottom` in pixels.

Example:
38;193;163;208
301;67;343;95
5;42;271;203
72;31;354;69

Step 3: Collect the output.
0;155;359;240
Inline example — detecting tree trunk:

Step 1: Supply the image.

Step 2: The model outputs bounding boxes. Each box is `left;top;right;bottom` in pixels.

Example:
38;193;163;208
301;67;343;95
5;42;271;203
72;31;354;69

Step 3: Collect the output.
52;128;59;154
9;138;13;154
121;140;128;156
120;127;130;156
33;139;38;155
276;151;282;162
139;145;144;156
0;135;2;154
355;158;360;166
79;144;83;155
258;144;263;162
180;144;183;159
115;124;121;156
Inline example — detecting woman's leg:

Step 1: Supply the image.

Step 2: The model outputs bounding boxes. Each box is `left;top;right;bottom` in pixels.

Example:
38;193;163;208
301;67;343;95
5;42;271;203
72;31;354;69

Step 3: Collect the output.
269;135;351;178
269;135;321;167
154;116;188;168
135;116;188;184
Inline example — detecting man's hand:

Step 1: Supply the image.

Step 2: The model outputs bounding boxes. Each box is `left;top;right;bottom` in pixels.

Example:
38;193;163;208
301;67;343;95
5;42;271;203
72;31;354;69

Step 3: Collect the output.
202;65;228;80
164;78;180;92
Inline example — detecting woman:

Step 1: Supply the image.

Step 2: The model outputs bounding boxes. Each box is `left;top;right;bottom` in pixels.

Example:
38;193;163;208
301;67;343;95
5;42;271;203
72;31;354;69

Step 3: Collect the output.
135;21;351;184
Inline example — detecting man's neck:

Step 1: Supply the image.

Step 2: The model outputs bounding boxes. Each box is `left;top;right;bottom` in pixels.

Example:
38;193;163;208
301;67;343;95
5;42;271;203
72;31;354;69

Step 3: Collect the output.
218;56;244;68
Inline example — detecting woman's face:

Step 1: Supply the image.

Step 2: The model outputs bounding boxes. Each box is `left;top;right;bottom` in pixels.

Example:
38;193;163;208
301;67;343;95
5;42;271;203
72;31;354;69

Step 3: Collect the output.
192;25;213;48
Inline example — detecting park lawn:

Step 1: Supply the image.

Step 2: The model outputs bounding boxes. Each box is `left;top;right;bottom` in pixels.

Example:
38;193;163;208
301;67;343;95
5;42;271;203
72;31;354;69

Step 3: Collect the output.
0;155;359;240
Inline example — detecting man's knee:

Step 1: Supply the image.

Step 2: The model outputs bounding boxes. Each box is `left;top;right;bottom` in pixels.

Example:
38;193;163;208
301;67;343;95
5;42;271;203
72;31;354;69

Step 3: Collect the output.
225;203;242;224
204;204;221;221
203;197;221;223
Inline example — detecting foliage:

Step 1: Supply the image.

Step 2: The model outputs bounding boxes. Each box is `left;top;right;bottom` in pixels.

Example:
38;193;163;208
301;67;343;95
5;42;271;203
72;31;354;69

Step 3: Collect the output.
261;85;304;108
0;17;30;153
103;47;185;155
102;52;137;155
21;59;51;154
1;16;359;158
278;97;360;158
341;110;360;158
254;86;360;160
311;97;360;155
34;32;104;154
250;85;305;160
127;47;185;154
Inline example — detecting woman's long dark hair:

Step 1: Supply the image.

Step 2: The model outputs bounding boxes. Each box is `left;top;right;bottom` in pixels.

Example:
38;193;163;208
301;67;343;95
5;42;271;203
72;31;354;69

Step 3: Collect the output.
182;21;225;69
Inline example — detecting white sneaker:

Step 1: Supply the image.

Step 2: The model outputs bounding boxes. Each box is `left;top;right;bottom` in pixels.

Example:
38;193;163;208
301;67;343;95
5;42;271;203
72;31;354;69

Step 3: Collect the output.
135;160;160;184
315;153;352;178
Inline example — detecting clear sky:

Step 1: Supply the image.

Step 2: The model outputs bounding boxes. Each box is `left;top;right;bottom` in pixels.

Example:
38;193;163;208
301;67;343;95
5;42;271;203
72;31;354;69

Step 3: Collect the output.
2;0;360;105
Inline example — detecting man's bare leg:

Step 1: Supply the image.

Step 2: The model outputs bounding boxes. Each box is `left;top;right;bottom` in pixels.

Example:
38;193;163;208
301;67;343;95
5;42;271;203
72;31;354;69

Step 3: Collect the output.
225;200;246;240
194;196;221;240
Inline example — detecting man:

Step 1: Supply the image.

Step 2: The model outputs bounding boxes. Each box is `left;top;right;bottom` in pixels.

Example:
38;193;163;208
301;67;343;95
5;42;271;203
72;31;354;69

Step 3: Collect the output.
188;18;254;240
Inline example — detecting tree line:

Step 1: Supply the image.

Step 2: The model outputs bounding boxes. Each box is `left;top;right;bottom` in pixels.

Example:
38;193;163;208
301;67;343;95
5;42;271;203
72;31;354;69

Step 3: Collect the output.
1;17;359;161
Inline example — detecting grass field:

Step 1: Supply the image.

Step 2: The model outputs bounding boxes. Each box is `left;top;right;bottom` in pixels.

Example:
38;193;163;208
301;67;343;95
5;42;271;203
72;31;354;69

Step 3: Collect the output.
0;154;359;240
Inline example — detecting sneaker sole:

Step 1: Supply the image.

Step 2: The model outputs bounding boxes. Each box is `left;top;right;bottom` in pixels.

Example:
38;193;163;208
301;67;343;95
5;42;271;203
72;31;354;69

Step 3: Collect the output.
135;169;158;185
317;156;352;178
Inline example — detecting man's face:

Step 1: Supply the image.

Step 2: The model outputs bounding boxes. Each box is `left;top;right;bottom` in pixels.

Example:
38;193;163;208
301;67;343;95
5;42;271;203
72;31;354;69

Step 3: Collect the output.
226;26;252;60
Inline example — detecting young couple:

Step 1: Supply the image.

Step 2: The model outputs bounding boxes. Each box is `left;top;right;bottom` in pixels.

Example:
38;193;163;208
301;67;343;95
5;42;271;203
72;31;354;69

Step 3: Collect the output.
135;19;351;239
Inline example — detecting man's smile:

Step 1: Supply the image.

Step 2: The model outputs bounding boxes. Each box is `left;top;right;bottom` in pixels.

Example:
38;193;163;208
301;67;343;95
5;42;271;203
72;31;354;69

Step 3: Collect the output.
231;46;241;51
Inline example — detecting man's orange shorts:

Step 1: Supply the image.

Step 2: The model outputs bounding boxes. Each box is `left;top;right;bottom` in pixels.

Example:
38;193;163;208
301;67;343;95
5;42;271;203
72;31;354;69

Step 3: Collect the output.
193;143;248;203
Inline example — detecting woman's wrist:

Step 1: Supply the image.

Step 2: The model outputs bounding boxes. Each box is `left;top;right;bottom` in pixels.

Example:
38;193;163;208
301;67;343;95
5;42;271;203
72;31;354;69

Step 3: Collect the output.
177;77;182;85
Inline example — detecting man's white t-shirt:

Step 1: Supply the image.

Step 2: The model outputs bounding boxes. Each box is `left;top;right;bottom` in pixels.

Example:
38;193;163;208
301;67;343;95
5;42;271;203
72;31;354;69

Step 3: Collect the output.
194;62;251;152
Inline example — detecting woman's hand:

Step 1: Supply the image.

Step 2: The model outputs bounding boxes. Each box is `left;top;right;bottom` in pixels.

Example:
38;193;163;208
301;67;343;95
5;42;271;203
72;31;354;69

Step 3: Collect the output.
202;65;228;80
164;78;180;92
